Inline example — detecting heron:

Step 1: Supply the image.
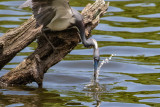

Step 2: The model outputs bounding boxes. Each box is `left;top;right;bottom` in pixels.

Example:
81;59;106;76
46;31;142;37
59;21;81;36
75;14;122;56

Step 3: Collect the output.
20;0;100;81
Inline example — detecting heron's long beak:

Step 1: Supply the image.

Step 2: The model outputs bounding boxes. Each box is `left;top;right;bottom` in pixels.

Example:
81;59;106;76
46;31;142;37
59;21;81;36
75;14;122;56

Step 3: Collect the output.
94;59;99;81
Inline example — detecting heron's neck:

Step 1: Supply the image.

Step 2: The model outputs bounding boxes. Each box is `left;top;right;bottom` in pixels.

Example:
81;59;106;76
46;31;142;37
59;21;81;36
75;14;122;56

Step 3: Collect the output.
91;39;98;49
76;19;99;58
79;27;98;49
74;16;98;49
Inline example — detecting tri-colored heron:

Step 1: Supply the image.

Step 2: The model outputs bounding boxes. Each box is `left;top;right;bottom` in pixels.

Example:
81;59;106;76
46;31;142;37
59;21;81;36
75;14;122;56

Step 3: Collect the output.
20;0;100;81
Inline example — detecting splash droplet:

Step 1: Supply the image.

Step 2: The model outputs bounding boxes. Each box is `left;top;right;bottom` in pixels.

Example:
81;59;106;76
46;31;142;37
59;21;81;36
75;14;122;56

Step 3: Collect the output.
94;54;116;82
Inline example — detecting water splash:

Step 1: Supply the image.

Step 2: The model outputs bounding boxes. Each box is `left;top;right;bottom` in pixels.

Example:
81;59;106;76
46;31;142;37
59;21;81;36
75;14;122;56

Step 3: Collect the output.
84;54;115;94
95;54;116;82
83;54;115;106
84;54;115;89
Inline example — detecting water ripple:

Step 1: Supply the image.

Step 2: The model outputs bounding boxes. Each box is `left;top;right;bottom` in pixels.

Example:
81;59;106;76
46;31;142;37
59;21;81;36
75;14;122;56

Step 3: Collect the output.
96;24;160;33
101;16;144;22
125;3;156;7
139;13;160;18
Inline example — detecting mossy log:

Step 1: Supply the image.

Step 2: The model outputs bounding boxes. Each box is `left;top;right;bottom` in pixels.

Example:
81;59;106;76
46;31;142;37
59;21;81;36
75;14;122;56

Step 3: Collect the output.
0;0;109;87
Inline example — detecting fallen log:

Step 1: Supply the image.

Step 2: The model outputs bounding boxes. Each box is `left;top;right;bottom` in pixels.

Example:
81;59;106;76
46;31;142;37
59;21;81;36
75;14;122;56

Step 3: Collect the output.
0;0;109;87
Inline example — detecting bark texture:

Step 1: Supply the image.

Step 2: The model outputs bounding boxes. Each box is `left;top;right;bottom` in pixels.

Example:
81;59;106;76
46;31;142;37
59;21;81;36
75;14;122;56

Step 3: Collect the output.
0;0;109;87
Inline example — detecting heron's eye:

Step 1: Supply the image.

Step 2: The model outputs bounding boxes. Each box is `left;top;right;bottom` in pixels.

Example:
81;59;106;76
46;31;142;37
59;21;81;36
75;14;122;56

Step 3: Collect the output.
94;57;100;61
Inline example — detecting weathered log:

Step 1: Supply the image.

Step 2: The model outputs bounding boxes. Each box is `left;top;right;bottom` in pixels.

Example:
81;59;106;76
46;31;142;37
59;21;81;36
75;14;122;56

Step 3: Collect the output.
0;0;109;87
0;16;39;70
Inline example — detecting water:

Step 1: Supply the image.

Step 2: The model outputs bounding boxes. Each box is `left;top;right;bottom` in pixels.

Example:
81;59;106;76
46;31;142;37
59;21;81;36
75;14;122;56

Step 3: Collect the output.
0;0;160;106
94;54;115;82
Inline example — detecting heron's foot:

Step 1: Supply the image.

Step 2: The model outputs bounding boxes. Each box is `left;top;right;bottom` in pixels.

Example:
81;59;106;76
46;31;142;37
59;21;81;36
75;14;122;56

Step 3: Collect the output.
42;27;51;32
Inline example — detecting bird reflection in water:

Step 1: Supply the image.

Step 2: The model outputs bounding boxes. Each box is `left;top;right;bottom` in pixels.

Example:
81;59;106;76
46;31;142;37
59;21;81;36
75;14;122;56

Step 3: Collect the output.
84;81;103;107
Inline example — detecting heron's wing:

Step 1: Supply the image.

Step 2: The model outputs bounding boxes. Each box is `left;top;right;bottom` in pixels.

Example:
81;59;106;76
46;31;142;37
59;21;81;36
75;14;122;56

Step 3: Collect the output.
19;0;32;8
31;0;57;27
20;0;71;27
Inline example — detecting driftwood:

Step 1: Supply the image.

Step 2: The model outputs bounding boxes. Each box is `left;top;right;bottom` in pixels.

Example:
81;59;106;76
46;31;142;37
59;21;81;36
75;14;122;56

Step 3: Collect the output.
0;0;109;87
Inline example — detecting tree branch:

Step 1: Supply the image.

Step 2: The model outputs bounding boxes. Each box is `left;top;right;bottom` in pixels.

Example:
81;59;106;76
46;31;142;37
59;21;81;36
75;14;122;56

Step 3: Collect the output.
0;0;109;87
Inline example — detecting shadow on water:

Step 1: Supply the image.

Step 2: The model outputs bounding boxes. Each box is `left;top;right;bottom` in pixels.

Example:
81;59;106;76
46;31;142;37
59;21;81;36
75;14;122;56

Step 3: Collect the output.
1;0;160;106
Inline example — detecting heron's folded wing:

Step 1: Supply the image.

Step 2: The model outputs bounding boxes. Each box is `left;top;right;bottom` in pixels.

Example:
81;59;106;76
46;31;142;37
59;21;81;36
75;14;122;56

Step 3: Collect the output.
32;0;56;27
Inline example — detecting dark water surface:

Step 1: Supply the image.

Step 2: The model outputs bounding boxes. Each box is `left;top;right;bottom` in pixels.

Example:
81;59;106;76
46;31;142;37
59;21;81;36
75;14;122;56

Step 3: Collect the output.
0;0;160;106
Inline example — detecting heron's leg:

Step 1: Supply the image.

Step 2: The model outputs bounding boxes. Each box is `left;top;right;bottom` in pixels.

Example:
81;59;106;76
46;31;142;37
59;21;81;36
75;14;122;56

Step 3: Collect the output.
41;30;56;51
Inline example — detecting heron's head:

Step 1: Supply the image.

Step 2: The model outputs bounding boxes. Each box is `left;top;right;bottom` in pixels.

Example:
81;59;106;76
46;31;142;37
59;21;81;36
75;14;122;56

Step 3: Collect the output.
94;48;100;73
91;39;100;79
94;57;100;71
93;48;100;81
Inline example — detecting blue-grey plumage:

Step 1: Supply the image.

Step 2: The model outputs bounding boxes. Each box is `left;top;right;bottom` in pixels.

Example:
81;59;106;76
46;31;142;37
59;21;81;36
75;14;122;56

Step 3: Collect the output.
20;0;100;80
